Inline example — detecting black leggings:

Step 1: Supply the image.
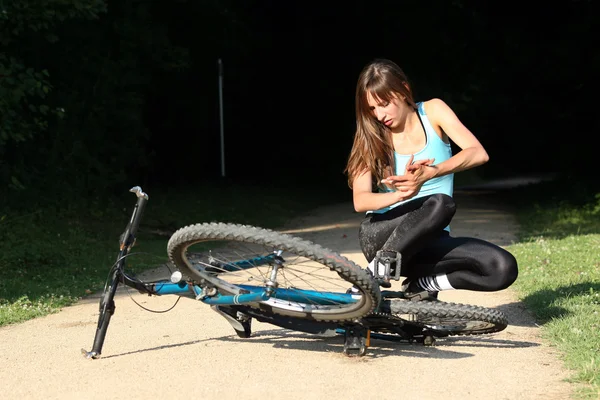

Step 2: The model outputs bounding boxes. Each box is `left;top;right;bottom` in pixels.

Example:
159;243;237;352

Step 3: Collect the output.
358;194;518;291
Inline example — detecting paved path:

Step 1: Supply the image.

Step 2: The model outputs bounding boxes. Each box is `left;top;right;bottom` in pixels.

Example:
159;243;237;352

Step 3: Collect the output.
0;190;574;400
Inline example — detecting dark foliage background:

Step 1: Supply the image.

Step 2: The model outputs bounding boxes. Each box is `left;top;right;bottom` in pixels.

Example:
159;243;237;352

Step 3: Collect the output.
1;0;597;208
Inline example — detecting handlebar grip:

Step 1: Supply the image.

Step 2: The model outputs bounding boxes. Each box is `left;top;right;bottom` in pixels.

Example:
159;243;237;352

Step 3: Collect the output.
120;186;149;250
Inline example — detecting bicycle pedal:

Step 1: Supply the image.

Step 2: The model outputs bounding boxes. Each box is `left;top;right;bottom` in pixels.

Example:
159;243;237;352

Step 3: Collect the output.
370;250;402;284
423;335;436;346
342;325;370;357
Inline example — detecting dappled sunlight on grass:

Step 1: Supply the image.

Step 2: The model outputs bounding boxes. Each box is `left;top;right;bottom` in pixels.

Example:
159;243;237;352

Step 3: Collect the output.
504;180;600;397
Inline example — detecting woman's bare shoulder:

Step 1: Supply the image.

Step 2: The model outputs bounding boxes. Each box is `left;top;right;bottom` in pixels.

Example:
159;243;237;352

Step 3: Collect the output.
421;98;451;114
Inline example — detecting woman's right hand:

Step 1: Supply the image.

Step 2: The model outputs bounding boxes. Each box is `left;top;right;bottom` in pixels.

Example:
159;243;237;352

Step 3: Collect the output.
381;155;435;199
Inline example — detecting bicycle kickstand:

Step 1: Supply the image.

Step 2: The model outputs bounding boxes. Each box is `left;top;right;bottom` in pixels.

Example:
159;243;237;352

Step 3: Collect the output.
342;323;370;357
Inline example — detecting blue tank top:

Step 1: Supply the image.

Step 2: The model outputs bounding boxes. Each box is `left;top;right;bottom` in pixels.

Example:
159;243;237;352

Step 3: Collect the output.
369;102;454;217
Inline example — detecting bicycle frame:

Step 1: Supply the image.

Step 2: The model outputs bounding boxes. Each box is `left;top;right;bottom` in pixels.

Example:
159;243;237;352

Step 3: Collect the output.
143;280;357;306
83;186;359;359
83;186;507;359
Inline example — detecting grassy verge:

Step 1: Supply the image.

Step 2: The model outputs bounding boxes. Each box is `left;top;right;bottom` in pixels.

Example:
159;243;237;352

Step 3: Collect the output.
0;180;348;326
500;177;600;399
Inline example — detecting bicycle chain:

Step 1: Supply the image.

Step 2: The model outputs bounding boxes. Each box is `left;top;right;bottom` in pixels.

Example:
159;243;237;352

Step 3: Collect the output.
362;310;405;325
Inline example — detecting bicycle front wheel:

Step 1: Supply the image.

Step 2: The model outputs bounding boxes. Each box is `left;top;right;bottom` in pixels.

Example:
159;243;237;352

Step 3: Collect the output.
384;298;508;336
167;222;380;322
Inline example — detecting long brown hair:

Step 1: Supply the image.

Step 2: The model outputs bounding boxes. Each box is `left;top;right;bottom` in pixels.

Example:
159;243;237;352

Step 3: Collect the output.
344;59;417;189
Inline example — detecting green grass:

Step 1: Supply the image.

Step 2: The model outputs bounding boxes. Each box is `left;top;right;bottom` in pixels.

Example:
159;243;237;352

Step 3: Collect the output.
0;180;348;326
500;177;600;399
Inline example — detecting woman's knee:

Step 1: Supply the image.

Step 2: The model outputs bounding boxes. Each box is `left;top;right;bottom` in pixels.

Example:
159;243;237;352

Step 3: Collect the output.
427;193;456;215
494;251;519;290
423;194;456;226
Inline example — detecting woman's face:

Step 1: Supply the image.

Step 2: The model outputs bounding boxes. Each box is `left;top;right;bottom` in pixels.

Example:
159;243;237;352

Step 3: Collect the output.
366;92;407;130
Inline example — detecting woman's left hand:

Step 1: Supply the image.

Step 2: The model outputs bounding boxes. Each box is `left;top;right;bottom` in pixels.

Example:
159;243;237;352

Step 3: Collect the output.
381;155;437;197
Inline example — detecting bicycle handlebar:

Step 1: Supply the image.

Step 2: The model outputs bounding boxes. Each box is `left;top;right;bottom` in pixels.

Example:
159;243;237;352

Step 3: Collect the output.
119;186;149;250
130;185;148;200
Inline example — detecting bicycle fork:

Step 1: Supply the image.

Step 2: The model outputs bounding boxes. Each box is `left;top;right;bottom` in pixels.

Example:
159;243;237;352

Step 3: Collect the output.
82;261;123;359
82;186;148;359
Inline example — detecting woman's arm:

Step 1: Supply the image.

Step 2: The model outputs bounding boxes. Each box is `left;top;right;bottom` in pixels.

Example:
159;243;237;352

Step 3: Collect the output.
425;98;489;177
352;170;416;213
385;98;489;189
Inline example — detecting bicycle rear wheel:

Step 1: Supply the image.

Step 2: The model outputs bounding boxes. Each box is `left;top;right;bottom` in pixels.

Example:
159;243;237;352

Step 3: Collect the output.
167;222;380;322
382;298;507;336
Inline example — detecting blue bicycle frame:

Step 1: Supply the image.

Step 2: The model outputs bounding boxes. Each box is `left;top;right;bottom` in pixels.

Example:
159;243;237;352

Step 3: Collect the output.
149;252;358;306
153;280;357;306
